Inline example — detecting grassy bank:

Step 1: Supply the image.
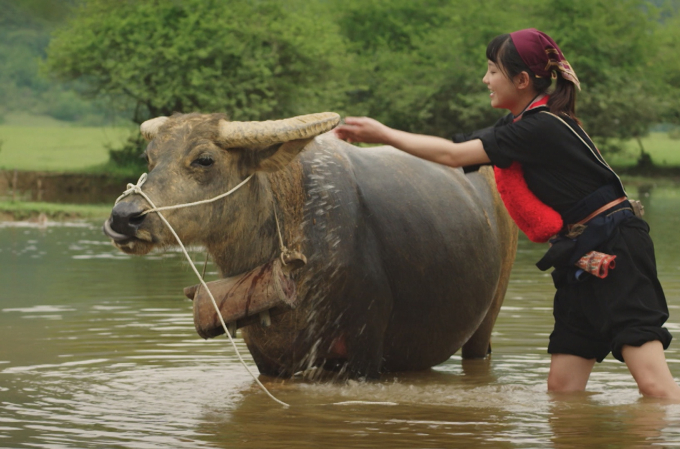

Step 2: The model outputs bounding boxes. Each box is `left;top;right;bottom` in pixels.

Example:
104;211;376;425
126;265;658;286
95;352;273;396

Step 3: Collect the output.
0;200;112;221
0;113;678;222
607;132;680;167
1;113;678;173
0;113;133;172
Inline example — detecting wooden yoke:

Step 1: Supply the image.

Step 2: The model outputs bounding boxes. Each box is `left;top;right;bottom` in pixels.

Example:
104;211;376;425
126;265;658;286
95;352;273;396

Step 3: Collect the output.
185;258;301;339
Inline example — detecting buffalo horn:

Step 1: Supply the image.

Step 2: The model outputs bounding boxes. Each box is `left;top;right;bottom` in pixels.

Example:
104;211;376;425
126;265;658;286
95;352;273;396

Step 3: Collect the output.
140;116;169;141
217;112;341;147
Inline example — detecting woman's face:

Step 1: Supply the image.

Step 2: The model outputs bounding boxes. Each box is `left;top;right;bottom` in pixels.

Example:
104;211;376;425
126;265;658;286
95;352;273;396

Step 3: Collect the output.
482;60;522;112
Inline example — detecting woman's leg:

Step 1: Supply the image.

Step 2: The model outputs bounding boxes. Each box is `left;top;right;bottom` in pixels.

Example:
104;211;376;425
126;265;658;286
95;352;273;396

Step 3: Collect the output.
548;353;596;392
622;341;680;400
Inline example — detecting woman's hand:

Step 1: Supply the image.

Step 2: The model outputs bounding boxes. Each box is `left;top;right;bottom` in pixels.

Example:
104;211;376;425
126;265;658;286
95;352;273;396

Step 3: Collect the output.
334;115;490;168
333;116;393;145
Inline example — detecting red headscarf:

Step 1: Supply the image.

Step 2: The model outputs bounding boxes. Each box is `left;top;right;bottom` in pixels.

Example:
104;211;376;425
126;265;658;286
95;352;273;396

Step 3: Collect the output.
510;28;580;91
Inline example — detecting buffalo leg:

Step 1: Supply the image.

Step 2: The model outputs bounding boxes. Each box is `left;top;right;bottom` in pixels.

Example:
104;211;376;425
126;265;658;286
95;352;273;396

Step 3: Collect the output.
462;227;517;358
342;285;391;379
345;333;385;379
340;230;393;379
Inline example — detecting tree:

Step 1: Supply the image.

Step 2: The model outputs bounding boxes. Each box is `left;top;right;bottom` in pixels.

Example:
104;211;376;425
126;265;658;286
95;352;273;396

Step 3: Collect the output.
45;0;350;123
44;0;351;169
43;0;678;169
334;0;668;156
531;0;662;158
652;8;680;125
334;0;534;137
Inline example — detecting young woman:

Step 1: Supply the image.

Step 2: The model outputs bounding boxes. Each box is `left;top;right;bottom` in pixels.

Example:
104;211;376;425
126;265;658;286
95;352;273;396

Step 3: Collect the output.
334;28;680;400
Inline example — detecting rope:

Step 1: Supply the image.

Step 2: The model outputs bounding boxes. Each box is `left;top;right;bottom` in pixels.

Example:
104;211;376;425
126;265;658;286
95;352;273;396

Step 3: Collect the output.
274;207;287;255
116;173;255;214
273;207;295;267
117;173;289;407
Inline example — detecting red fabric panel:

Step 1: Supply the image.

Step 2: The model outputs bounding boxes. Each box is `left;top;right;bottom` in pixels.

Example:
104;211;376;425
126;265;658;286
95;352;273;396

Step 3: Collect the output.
494;161;563;243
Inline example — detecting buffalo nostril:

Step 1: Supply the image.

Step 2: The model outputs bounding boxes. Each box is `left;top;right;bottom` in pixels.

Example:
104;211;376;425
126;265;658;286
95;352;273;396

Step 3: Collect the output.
129;213;146;226
109;202;147;237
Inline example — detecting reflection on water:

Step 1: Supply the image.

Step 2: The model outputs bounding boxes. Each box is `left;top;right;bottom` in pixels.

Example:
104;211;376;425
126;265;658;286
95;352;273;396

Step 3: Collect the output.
1;186;680;448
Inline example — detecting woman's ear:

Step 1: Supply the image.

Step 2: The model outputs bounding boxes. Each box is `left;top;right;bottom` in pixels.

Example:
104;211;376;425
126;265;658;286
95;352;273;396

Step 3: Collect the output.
514;71;532;90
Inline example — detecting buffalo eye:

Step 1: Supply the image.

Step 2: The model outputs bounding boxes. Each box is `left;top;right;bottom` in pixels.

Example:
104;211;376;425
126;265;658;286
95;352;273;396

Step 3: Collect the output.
192;155;214;168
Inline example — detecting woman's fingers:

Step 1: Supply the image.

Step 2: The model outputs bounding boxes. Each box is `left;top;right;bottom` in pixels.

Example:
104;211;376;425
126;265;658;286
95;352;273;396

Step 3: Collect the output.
334;116;388;144
343;116;369;126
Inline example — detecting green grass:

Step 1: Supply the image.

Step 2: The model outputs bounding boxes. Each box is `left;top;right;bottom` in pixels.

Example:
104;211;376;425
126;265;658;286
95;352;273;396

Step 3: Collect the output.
0;113;134;172
606;132;680;167
2;112;79;127
0;113;678;173
0;200;112;221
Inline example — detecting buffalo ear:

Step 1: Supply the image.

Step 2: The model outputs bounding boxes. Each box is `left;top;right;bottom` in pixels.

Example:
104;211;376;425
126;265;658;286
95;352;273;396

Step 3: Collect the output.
251;138;313;172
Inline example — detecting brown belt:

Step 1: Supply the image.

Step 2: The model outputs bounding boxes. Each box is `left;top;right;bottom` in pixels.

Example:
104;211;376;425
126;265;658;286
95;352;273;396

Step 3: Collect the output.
566;196;628;234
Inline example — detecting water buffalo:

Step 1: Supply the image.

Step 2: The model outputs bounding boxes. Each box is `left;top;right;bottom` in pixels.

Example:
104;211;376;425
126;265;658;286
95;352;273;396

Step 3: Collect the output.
103;112;517;379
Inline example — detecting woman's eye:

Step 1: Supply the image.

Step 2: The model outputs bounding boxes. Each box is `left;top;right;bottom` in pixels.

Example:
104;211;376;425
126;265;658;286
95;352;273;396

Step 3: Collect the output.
193;156;214;167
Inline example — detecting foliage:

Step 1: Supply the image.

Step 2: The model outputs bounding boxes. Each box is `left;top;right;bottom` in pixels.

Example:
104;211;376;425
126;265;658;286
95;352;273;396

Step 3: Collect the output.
334;0;668;150
530;0;663;155
326;0;674;158
44;0;352;170
652;8;680;124
23;0;680;171
45;0;350;123
106;134;148;175
334;0;530;137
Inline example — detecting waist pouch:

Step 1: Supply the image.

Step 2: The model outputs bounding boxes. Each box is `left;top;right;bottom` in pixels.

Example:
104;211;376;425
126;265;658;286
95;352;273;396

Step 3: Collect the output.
536;184;633;272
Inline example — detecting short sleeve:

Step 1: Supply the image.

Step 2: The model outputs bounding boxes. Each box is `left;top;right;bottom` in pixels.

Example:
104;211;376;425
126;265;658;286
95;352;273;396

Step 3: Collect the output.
479;129;511;168
452;115;511;145
452;125;495;145
481;113;569;169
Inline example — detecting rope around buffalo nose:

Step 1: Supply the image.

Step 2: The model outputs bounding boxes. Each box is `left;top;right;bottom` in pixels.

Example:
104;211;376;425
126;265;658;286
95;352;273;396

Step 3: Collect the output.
115;173;255;215
115;173;289;408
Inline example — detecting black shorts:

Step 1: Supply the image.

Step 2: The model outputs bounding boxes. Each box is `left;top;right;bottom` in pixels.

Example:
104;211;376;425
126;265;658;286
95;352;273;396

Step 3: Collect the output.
548;216;672;363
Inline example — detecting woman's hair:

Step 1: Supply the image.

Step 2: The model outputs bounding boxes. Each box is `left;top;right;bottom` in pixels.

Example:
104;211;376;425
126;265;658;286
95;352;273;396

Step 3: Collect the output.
486;33;578;122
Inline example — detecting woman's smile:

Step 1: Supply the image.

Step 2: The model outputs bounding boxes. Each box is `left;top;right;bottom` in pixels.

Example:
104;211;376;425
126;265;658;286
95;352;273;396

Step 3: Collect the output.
483;62;515;110
482;60;534;116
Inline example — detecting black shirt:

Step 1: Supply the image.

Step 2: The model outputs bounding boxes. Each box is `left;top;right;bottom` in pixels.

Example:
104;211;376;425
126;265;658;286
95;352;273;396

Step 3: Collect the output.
453;106;622;216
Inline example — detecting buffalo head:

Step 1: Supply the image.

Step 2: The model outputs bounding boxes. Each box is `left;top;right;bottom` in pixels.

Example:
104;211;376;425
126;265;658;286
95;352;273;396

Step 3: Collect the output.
103;112;340;265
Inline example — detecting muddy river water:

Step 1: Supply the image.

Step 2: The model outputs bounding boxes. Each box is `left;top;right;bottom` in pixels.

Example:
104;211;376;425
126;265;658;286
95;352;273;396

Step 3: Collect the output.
2;185;680;448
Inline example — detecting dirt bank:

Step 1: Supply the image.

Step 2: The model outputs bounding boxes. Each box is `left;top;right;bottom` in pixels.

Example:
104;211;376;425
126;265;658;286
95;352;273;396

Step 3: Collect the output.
0;170;135;204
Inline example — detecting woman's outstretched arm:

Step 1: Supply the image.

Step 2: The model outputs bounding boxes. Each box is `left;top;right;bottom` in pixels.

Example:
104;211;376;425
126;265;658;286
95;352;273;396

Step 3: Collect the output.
334;116;490;168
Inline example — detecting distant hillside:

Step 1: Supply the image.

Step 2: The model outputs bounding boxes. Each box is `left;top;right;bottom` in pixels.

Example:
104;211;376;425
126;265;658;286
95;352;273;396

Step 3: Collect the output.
0;0;124;125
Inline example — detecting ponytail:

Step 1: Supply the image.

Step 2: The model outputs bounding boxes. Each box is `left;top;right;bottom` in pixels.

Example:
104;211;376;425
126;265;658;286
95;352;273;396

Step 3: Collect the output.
548;75;579;123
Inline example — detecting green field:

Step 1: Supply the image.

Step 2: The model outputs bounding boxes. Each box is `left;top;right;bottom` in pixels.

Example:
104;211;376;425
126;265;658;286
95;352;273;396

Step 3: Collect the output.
0;113;134;172
607;132;680;167
0;113;678;172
